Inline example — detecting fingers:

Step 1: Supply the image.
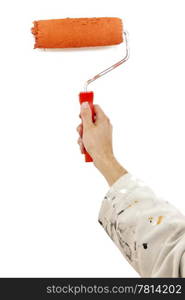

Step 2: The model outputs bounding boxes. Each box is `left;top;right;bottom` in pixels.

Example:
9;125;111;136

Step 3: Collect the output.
76;124;85;154
76;123;83;137
94;105;107;123
76;124;84;153
77;136;85;154
80;102;93;129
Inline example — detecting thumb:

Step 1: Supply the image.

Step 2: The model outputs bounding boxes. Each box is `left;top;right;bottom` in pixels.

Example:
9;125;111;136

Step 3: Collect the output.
80;102;93;129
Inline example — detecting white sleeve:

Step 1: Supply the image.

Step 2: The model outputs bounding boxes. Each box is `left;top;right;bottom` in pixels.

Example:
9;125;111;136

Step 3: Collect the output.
98;173;185;277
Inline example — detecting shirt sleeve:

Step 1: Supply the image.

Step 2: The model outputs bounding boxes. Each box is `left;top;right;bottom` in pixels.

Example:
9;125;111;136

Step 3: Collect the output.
98;173;185;277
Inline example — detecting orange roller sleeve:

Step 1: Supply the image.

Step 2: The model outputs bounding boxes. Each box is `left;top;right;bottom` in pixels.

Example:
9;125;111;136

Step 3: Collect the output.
31;17;123;49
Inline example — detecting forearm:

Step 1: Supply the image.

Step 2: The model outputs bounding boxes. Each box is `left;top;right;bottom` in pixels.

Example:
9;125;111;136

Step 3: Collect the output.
94;154;127;186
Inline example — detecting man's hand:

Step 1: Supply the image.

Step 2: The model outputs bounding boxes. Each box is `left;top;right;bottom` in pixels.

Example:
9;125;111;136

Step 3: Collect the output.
77;102;127;186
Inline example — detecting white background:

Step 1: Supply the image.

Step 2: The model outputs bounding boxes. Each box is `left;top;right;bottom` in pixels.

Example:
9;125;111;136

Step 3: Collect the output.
0;0;185;277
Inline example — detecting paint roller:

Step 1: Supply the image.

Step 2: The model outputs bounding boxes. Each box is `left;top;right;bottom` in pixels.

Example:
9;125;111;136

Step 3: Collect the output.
32;17;129;162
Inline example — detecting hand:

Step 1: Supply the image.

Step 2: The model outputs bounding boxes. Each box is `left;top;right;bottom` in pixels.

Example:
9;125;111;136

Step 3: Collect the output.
77;102;127;186
77;102;113;163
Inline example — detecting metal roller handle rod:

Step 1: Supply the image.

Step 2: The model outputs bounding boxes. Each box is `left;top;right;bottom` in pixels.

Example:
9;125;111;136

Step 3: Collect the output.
84;31;129;91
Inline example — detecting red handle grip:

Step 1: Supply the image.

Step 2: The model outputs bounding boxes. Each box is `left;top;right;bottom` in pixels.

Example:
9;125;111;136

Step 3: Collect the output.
79;91;95;162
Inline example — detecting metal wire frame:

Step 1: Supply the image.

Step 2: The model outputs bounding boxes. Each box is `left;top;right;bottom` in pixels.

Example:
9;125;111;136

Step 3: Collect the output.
84;31;129;91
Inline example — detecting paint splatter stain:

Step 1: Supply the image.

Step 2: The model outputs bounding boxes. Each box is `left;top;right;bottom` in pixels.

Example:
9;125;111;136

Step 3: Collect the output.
148;216;153;223
157;216;164;225
98;220;103;226
118;209;125;216
134;241;137;251
117;200;139;217
143;243;148;249
128;200;139;208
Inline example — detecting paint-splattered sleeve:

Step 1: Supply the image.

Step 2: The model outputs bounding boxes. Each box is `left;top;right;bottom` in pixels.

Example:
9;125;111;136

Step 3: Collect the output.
98;173;185;277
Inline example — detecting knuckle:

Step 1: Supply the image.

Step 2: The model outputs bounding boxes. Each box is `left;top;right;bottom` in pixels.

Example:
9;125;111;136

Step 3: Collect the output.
107;117;112;126
81;109;88;117
94;104;100;110
103;116;110;124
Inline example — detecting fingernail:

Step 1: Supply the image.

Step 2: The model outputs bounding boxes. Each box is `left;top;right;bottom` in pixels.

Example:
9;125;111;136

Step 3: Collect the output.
81;102;89;109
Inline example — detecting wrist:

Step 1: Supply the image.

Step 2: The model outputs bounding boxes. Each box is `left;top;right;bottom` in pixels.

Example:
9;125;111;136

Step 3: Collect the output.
93;153;115;169
94;153;127;186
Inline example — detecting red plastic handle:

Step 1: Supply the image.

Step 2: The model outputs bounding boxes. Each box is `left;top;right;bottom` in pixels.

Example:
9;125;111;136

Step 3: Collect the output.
79;91;95;162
